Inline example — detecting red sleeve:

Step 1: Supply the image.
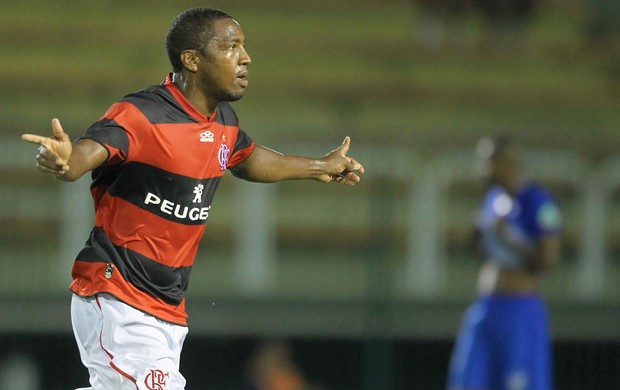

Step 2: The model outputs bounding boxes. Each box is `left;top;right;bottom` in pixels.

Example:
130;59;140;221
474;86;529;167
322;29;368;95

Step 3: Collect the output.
77;102;149;165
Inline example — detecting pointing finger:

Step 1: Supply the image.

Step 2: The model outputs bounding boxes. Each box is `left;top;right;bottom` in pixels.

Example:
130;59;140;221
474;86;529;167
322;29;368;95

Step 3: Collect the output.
21;133;50;147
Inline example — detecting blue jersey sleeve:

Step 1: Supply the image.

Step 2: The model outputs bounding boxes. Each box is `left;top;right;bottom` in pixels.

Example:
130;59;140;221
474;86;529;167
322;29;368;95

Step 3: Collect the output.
517;184;562;239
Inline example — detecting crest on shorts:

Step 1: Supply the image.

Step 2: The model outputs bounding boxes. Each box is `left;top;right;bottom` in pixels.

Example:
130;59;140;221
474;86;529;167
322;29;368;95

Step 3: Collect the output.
144;369;169;390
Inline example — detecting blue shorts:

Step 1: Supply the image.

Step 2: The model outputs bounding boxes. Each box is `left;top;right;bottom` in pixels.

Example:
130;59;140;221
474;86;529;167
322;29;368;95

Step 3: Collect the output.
447;293;552;390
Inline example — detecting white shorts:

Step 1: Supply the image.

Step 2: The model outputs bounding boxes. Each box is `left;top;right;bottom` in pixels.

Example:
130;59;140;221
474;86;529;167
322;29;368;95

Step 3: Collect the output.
71;293;188;390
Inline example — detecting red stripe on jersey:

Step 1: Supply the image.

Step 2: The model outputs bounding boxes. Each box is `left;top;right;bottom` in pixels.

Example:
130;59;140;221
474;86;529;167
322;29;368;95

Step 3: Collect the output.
103;102;254;178
99;102;146;163
132;121;246;178
72;74;255;323
71;261;188;325
95;194;204;268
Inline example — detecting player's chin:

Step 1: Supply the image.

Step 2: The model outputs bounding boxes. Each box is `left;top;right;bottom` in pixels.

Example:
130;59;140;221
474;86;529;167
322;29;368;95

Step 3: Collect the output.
220;88;245;102
222;91;243;102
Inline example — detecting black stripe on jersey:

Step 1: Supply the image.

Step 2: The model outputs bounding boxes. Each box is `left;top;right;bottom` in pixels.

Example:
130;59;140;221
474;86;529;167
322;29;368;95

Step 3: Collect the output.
91;162;123;189
105;161;221;225
77;227;190;305
216;102;239;126
77;118;130;156
233;128;253;155
122;85;198;125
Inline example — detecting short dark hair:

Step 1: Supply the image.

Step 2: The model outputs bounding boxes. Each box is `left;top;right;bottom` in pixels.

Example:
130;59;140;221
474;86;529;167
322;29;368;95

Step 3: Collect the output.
165;8;233;72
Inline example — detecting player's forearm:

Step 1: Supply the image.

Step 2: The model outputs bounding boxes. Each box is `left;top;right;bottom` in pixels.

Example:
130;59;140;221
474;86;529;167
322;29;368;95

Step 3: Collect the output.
54;156;90;182
56;140;108;182
238;156;325;182
268;154;327;182
231;145;326;183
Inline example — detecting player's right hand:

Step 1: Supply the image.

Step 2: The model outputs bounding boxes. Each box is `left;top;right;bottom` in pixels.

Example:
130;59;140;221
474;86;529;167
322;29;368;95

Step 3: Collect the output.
319;136;364;186
21;118;72;175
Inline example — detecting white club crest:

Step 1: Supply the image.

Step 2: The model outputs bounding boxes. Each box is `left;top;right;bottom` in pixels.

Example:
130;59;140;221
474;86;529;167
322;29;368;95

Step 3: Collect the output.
218;144;230;171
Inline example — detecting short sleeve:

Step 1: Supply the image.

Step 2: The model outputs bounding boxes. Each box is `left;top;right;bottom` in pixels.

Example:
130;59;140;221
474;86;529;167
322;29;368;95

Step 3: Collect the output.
227;128;255;168
77;103;132;165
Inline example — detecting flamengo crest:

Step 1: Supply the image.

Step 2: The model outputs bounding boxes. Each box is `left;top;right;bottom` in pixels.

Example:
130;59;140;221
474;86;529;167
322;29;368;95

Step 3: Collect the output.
218;143;230;171
144;369;169;390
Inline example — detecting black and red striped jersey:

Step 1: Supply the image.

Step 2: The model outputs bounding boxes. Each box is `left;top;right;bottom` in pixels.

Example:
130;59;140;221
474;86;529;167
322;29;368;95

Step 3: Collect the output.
70;73;255;325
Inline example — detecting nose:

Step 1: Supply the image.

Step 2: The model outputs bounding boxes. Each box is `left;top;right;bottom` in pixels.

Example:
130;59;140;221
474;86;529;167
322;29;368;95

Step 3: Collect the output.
240;46;251;65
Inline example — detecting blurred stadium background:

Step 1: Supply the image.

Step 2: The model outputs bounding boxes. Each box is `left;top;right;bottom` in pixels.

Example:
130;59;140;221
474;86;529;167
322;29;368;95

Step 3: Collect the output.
1;0;620;388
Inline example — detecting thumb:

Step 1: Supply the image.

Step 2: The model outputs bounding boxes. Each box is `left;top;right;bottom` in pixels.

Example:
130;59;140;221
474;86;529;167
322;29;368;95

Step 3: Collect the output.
337;136;351;156
51;118;68;141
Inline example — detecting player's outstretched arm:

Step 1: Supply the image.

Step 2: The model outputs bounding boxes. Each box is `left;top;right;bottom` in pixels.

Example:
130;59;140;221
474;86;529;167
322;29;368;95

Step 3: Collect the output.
21;118;108;182
231;136;364;185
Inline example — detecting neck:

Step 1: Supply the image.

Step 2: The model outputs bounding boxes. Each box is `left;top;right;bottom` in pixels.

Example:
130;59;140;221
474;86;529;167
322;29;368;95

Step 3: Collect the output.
496;177;520;195
171;72;217;117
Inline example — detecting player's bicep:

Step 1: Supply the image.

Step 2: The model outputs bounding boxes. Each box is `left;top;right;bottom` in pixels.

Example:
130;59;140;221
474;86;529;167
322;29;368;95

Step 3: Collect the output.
230;145;263;181
230;145;283;182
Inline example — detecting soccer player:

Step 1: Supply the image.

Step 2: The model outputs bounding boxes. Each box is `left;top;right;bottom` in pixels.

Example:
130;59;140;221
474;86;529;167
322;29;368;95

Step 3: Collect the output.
447;136;562;390
21;8;364;390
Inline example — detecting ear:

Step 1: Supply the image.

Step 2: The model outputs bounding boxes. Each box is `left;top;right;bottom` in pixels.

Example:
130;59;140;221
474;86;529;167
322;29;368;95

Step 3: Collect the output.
180;49;200;73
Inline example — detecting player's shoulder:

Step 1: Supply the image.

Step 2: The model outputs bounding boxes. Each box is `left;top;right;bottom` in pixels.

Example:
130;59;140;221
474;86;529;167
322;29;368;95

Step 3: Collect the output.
118;84;194;125
520;182;554;202
120;83;171;108
520;182;563;228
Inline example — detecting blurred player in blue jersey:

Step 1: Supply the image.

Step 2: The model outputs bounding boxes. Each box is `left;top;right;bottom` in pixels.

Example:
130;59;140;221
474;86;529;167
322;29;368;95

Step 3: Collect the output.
447;136;562;390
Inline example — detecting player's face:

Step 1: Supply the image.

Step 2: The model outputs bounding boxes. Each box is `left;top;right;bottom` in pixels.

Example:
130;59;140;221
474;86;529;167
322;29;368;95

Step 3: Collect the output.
197;18;251;103
490;147;519;190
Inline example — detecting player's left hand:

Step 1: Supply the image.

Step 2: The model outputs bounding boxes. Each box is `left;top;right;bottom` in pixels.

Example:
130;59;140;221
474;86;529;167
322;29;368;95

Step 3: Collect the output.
319;136;365;185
